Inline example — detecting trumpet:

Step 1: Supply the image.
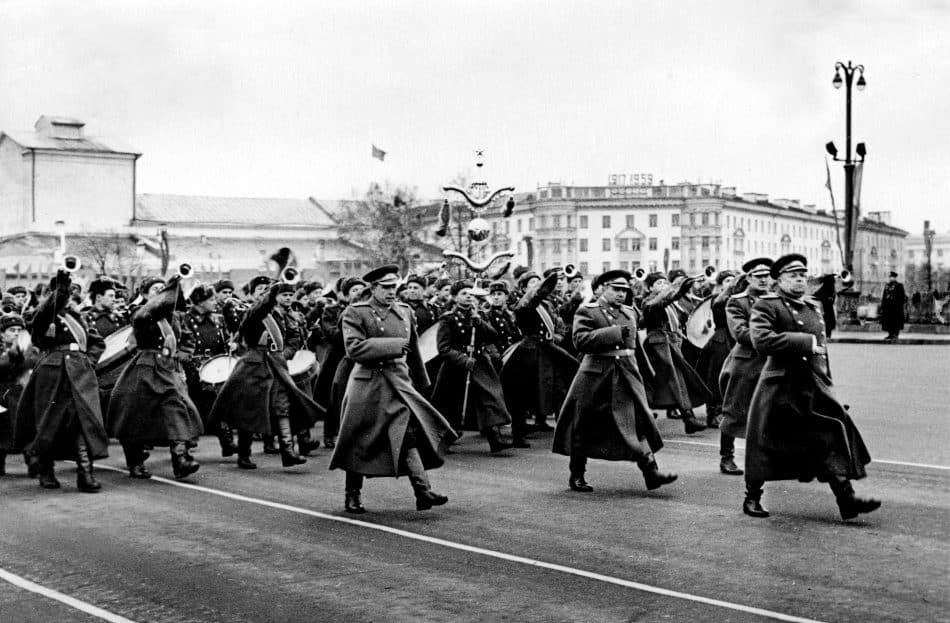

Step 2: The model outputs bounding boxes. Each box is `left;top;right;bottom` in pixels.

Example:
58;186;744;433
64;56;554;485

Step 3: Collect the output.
632;267;647;281
839;269;854;286
61;255;81;273
279;266;301;285
564;264;577;279
704;265;717;283
176;263;193;279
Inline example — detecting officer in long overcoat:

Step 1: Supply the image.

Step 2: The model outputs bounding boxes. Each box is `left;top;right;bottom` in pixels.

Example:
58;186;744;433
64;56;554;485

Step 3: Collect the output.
640;272;710;433
208;282;323;470
430;280;514;452
880;271;907;340
718;258;773;476
744;254;879;521
108;277;204;480
329;265;457;514
553;270;676;493
15;270;109;491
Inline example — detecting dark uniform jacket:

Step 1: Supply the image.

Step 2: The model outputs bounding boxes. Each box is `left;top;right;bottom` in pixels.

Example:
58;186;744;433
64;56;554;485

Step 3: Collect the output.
431;307;511;432
880;281;907;333
1;340;41;453
553;298;663;462
107;285;204;445
745;292;871;482
329;299;456;476
15;282;109;460
208;293;323;435
84;307;126;340
406;299;437;335
485;305;521;354
718;289;766;438
641;286;710;410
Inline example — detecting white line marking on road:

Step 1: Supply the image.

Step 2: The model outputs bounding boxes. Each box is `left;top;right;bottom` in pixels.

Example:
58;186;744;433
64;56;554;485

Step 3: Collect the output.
98;465;824;623
665;440;950;471
0;567;137;623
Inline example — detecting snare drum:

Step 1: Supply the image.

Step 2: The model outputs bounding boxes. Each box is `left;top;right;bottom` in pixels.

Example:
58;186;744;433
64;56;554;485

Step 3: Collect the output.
97;326;136;374
287;349;318;384
198;354;240;386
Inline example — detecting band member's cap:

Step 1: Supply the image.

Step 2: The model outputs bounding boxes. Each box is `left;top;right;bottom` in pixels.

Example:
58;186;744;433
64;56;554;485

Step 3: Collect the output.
248;275;272;292
771;253;808;278
592;269;632;291
517;271;540;288
644;272;666;289
542;267;563;279
742;257;773;276
189;284;215;304
213;279;235;292
340;277;367;297
139;276;165;295
6;286;27;296
667;268;687;282
0;313;26;331
362;264;401;286
275;282;296;294
88;278;116;300
404;275;426;288
489;280;509;294
888;271;898;278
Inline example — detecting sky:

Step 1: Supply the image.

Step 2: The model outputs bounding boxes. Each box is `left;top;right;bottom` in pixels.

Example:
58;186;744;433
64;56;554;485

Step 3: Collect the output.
1;0;948;234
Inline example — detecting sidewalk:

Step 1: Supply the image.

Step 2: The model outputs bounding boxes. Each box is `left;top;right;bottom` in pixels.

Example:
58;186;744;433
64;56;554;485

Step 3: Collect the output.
829;332;950;345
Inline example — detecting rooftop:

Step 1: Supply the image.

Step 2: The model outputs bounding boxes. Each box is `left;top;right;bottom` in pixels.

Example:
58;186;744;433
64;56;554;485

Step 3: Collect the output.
135;194;338;228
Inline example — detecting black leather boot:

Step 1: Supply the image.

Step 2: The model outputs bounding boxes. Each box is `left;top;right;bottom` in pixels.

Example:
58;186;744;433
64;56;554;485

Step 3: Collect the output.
25;452;39;477
236;430;256;469
170;441;200;479
705;406;721;429
641;460;678;490
344;471;366;514
297;428;320;457
262;435;279;455
486;427;513;453
720;457;744;475
218;423;238;457
742;482;769;518
568;455;593;491
38;461;60;489
323;435;336;449
406;448;447;511
832;479;881;520
75;436;101;493
277;418;306;467
682;410;707;435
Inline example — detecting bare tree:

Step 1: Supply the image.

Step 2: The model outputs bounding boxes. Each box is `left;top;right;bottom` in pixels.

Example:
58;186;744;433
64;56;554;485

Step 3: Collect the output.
336;182;421;274
71;232;144;282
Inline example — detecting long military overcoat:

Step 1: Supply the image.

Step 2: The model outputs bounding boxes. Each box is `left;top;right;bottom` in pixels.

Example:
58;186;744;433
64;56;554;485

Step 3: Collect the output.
641;288;711;410
553;298;663;462
1;342;40;453
329;299;456;477
430;307;511;432
14;286;109;460
718;290;766;438
208;295;323;436
695;292;733;406
108;286;204;445
880;281;906;333
745;292;871;482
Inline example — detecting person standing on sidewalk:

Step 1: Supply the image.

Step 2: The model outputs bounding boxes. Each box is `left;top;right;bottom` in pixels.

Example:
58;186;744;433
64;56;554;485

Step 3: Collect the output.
880;272;907;341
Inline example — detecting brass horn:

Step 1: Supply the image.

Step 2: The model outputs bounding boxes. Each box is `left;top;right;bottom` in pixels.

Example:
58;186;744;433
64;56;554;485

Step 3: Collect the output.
632;267;647;281
839;269;854;287
564;264;578;279
176;263;193;279
61;255;81;273
280;266;301;285
704;265;718;283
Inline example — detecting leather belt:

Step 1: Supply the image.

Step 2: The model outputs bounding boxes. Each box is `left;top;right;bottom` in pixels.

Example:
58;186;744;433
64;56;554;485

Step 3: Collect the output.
53;343;84;353
590;349;635;358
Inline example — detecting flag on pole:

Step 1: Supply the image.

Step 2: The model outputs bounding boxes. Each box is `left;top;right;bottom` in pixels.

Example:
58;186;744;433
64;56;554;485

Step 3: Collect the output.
371;144;386;161
825;156;844;266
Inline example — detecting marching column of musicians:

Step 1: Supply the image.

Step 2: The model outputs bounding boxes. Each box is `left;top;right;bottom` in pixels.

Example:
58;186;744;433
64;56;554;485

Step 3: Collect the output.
0;253;880;522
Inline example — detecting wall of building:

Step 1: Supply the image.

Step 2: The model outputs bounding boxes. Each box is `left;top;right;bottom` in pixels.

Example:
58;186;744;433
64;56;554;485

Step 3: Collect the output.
0;138;31;233
32;152;135;232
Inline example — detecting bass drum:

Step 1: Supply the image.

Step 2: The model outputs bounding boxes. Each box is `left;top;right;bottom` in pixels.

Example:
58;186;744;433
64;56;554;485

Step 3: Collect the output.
97;325;136;375
288;349;318;384
198;354;240;386
685;296;715;349
418;321;440;363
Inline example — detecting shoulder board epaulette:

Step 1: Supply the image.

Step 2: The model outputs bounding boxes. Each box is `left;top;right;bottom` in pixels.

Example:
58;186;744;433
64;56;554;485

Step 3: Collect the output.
394;301;410;308
759;293;779;299
621;304;636;311
582;301;600;308
728;292;748;299
350;301;370;307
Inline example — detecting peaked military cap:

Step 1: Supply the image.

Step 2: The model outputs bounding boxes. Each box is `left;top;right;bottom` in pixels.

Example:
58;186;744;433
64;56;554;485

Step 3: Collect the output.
489;280;509;294
362;264;400;286
248;275;272;292
771;253;808;278
592;269;632;291
667;268;687;282
451;279;474;295
6;285;27;296
542;267;563;279
742;257;773;276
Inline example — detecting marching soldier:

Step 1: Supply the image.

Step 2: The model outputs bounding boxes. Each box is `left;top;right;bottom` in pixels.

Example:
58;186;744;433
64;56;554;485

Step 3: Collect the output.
179;284;237;457
430;280;515;452
208;282;323;470
501;271;579;438
743;254;878;521
85;278;126;339
404;275;437;334
694;270;737;428
718;258;773;476
484;280;521;364
640;272;710;434
108;276;205;480
554;270;677;492
14;270;109;491
329;265;456;514
0;313;40;475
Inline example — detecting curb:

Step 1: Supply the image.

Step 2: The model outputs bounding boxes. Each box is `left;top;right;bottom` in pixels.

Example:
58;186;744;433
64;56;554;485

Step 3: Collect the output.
829;338;950;345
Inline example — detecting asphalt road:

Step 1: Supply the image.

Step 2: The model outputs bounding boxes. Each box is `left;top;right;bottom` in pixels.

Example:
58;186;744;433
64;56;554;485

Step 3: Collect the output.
1;343;948;623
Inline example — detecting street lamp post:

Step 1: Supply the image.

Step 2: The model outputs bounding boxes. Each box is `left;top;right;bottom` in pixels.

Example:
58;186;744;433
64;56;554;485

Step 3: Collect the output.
826;60;867;273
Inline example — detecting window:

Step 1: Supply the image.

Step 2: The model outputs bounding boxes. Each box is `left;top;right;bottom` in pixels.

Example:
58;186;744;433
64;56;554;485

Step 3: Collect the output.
620;261;630;271
689;213;695;226
908;250;915;259
579;262;589;274
602;238;612;252
939;249;945;257
579;239;588;252
701;236;709;249
553;239;561;254
714;212;720;226
649;214;658;227
671;260;680;269
648;237;658;250
553;216;560;228
672;213;680;226
618;238;629;252
517;219;522;233
631;240;641;251
529;217;535;230
504;221;510;234
626;214;635;228
602;215;611;228
566;215;573;228
602;261;611;272
671;237;680;250
649;262;658;272
579;215;588;229
701;213;709;226
689;259;696;269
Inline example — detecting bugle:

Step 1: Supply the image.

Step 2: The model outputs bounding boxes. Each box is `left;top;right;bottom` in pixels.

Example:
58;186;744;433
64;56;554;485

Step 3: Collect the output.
176;263;193;279
61;255;81;273
632;267;647;281
280;266;301;285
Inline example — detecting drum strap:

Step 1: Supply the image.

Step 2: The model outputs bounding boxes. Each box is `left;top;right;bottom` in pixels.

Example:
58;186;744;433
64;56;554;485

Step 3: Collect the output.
259;314;284;352
158;318;177;354
58;314;87;352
